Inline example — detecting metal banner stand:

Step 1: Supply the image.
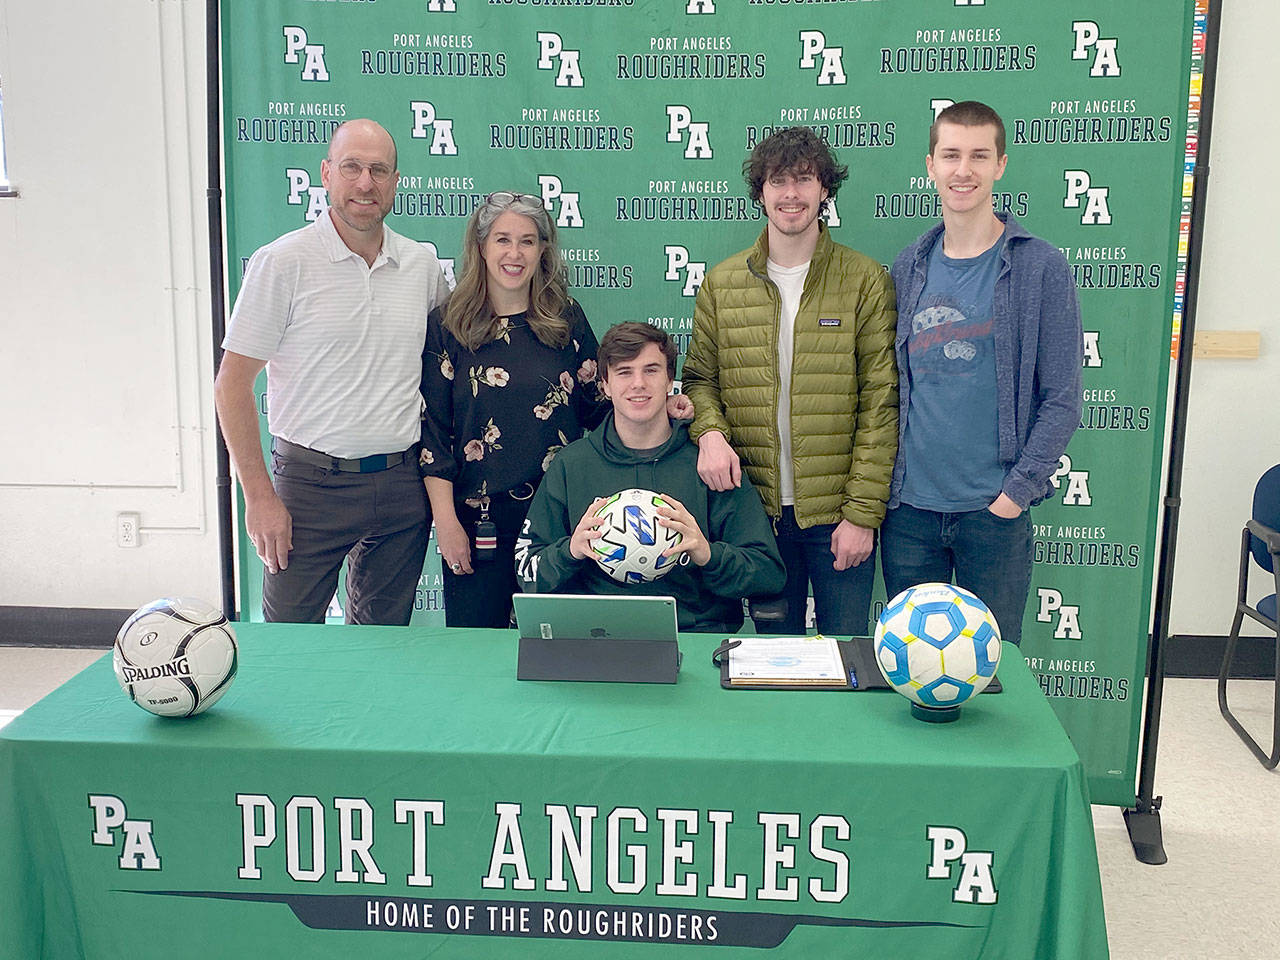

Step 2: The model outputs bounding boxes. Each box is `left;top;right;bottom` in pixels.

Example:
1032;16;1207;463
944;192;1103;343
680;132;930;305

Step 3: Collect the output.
1124;0;1222;866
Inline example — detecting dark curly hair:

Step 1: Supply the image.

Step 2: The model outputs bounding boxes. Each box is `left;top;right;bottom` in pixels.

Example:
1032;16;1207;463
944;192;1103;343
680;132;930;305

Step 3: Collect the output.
743;126;848;205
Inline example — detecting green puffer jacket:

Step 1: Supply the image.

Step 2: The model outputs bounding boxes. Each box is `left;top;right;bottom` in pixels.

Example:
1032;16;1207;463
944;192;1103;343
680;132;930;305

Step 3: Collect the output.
682;224;898;529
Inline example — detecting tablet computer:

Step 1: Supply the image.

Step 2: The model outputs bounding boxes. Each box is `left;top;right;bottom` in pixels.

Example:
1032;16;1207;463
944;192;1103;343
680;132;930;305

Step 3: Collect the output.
513;593;678;642
512;593;681;683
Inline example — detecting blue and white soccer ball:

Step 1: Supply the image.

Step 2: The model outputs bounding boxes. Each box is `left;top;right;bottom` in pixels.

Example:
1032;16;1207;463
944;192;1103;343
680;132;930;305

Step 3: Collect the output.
590;488;686;584
873;583;1001;714
113;597;239;718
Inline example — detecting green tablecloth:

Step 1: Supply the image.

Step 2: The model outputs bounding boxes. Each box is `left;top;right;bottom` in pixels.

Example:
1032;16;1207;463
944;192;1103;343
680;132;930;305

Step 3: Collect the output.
0;625;1108;959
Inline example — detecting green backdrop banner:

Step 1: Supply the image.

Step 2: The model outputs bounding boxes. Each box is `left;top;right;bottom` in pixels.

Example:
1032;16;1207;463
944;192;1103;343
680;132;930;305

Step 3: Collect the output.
221;0;1198;806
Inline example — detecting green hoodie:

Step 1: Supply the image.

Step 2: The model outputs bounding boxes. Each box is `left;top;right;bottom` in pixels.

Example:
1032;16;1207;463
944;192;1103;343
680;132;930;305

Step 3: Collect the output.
515;415;785;632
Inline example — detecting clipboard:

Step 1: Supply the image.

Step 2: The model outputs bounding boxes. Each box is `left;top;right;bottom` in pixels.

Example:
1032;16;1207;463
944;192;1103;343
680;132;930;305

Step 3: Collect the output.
711;635;1002;694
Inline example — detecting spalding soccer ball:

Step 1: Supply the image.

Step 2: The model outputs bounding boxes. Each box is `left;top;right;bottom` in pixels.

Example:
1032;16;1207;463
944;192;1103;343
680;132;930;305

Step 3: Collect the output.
113;598;238;718
591;488;686;584
873;583;1001;716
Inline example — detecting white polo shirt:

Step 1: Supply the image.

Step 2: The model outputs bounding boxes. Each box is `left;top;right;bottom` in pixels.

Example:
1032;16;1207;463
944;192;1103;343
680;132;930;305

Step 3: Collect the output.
224;212;448;459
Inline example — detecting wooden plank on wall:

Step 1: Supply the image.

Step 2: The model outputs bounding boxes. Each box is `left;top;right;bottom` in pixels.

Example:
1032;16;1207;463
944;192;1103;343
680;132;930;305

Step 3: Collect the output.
1193;330;1261;358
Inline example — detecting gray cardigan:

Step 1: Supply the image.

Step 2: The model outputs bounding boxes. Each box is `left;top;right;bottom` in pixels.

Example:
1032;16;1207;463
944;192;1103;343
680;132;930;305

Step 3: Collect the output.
889;211;1083;510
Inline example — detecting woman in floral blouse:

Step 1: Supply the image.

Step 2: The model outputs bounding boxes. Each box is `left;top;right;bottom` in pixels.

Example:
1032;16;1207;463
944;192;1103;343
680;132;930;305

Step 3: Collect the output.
419;191;611;627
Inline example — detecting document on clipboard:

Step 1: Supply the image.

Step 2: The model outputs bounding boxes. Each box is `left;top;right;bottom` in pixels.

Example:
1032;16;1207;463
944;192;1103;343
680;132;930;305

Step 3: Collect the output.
724;635;849;687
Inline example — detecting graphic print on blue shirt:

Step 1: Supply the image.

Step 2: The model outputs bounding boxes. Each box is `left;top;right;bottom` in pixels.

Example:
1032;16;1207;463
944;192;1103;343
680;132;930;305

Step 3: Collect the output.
900;235;1006;512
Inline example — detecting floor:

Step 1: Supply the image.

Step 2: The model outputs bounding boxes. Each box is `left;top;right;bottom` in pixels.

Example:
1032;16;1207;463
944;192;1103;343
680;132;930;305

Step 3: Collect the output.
2;645;1277;959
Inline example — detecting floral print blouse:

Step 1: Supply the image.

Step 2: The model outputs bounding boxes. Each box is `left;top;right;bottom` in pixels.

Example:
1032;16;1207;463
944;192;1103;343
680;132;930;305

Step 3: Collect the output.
419;300;607;506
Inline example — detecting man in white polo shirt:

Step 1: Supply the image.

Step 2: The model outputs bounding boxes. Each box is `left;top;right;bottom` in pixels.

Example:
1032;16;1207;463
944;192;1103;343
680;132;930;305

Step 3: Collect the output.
215;119;448;624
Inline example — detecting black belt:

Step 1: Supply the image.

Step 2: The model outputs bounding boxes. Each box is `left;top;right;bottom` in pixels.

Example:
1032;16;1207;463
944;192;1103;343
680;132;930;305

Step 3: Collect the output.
273;438;414;474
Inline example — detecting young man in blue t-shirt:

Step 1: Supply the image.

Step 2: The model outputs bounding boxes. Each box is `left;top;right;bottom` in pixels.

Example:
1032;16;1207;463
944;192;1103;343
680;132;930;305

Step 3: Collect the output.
881;101;1083;644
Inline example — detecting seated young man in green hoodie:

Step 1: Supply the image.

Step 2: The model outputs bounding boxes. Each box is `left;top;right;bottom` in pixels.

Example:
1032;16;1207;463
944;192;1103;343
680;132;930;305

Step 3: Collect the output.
515;322;785;633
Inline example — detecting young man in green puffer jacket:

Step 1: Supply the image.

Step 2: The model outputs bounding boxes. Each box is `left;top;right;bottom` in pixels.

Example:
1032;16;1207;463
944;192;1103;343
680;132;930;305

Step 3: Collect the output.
682;126;898;638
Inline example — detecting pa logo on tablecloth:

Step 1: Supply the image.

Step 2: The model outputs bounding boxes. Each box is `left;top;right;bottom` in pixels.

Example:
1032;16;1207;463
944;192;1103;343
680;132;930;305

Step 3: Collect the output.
89;794;161;870
926;825;997;904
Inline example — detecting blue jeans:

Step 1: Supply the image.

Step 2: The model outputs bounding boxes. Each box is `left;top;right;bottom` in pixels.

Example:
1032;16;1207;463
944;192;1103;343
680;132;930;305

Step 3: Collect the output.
763;506;876;638
879;502;1033;645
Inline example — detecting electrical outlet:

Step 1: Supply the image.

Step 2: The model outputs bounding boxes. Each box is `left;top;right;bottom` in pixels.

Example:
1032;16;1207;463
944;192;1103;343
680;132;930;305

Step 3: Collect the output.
117;513;140;548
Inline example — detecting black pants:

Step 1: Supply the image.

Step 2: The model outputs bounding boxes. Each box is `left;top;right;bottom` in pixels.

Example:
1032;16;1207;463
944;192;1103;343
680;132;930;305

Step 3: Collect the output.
263;453;430;625
441;494;532;628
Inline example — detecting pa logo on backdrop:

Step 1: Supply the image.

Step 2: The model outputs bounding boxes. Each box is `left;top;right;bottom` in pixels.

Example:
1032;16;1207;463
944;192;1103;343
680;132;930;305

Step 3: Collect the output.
283;26;329;82
426;0;457;11
799;31;846;86
410;102;458;156
1063;171;1112;225
286;168;328;222
1071;21;1121;77
1050;455;1092;507
685;0;715;13
664;246;705;298
539;176;583;228
1083;331;1103;367
1037;589;1083;640
666;107;712;159
419;242;457;289
537;33;584;87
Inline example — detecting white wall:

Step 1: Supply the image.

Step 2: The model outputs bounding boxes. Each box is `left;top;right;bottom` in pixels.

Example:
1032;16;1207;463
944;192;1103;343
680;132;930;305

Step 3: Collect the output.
0;1;1274;633
0;1;221;610
1169;0;1280;636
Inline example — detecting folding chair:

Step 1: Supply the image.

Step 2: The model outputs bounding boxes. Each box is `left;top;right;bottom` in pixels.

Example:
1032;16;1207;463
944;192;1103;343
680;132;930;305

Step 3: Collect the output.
1217;464;1280;769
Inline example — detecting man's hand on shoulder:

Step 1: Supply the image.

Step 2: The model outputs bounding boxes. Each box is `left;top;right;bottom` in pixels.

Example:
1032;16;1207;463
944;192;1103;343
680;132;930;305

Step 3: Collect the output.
695;430;741;491
666;393;695;421
655;495;711;567
569;498;607;560
245;489;293;575
830;520;873;572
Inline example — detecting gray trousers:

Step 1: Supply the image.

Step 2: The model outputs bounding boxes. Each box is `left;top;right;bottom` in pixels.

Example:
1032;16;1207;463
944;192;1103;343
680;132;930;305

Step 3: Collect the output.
262;452;430;625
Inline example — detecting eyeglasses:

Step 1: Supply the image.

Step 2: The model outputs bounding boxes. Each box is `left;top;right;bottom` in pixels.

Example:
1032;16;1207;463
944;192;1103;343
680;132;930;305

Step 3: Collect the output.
333;159;395;184
483;191;534;206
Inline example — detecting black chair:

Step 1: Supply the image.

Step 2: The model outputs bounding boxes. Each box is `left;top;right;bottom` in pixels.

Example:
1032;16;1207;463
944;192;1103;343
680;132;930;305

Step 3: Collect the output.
1217;464;1280;769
